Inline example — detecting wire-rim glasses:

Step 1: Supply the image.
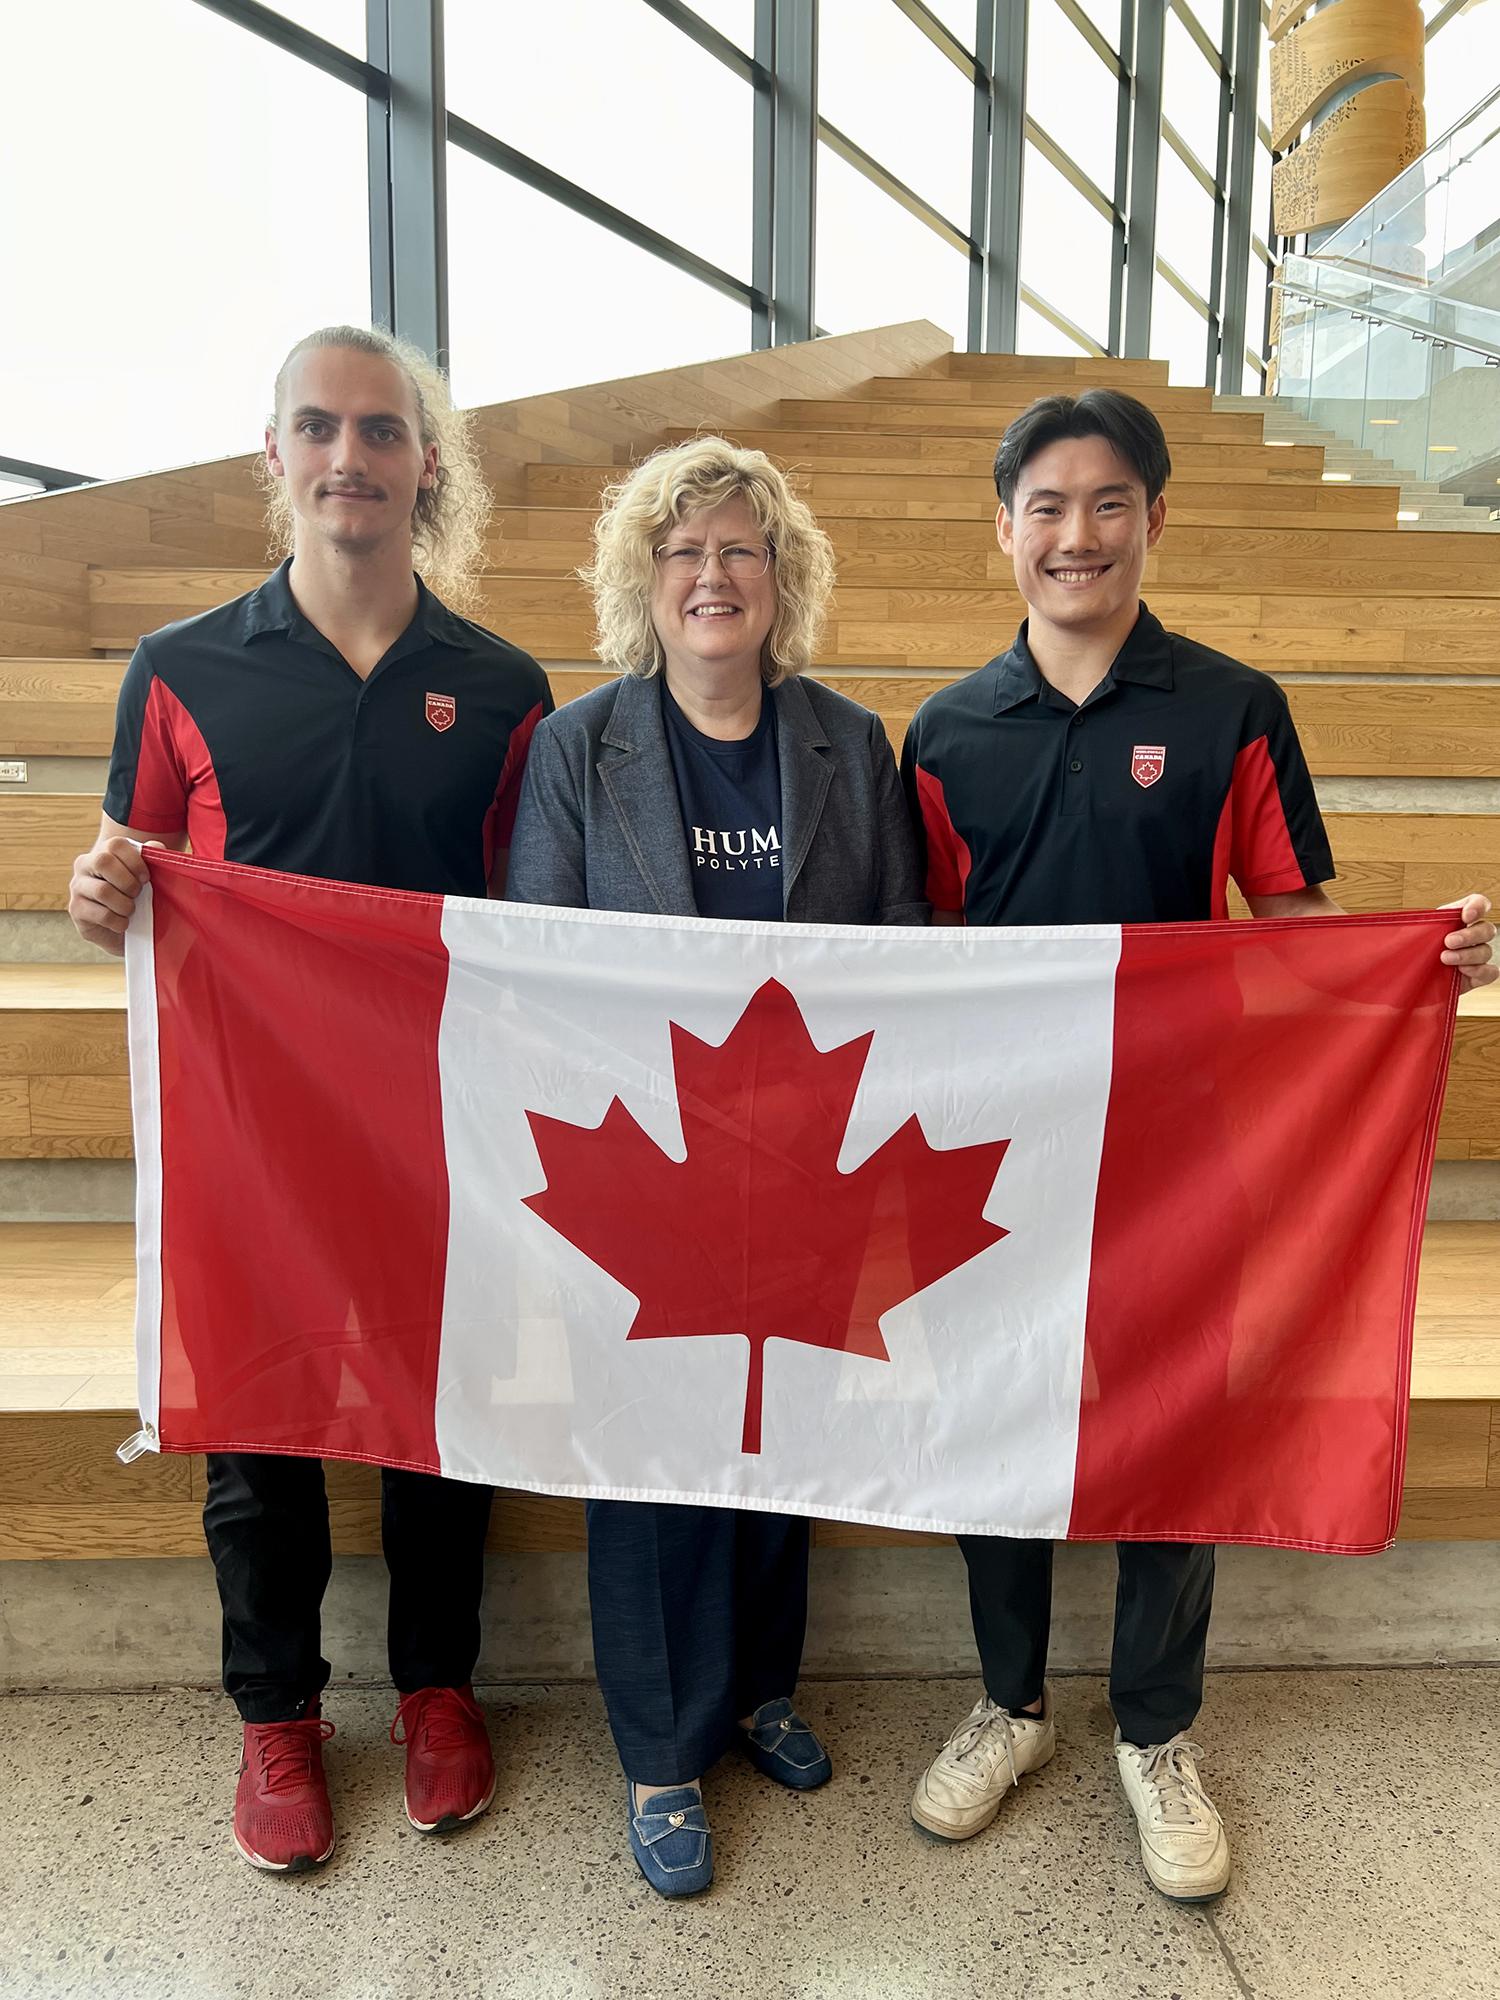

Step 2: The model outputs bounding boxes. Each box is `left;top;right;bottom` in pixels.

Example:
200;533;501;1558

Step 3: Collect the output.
652;540;775;580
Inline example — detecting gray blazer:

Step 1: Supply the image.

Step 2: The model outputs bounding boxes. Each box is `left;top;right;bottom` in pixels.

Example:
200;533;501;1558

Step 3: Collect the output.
507;672;928;925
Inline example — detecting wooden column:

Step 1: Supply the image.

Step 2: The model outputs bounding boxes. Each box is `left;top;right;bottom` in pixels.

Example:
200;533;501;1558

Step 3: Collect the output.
1269;0;1426;237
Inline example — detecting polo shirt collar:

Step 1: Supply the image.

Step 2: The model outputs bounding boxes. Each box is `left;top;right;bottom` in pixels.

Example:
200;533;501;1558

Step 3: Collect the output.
240;558;469;656
989;602;1174;714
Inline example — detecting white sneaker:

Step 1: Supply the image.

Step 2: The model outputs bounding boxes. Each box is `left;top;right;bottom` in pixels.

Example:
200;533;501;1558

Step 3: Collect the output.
911;1690;1056;1840
1113;1731;1231;1902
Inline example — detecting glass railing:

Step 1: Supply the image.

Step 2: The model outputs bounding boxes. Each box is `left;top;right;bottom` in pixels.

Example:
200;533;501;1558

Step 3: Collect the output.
1270;87;1500;512
1311;86;1500;307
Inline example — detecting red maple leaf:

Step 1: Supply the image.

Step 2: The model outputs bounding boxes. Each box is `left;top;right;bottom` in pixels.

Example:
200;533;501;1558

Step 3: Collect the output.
524;980;1009;1454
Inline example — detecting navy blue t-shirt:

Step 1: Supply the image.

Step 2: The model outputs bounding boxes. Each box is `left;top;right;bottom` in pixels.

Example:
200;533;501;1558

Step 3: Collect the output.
661;682;784;921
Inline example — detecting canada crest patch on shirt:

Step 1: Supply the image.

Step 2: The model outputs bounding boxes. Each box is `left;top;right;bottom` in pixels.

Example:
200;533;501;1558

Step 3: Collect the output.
1131;744;1165;789
426;692;456;733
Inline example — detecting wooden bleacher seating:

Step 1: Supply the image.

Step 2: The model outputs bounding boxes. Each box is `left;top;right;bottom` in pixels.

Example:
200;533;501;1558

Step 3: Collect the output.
1;969;1490;1163
0;326;1494;1557
5;658;1496;774
1;1219;1493;1555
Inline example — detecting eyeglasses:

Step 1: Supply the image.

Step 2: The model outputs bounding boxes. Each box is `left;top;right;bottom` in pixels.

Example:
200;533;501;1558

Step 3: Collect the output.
652;541;775;579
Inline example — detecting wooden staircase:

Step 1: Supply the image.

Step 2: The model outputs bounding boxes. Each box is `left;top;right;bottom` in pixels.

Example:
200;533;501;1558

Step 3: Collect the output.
0;321;1495;1554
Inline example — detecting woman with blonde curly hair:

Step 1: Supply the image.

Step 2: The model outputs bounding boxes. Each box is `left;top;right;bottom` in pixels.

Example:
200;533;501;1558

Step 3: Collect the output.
508;437;925;1897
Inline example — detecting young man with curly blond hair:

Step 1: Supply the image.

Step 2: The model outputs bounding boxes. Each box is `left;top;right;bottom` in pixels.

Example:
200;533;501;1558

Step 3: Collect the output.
68;325;551;1875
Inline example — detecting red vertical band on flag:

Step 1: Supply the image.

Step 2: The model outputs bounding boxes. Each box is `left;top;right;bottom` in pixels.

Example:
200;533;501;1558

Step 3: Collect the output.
1070;914;1457;1553
147;852;451;1470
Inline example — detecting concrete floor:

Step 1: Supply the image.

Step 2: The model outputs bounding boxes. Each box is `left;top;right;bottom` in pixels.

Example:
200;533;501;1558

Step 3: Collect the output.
2;1671;1496;2000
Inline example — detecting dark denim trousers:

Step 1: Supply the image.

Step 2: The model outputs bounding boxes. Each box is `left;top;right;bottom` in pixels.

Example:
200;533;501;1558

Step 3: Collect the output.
957;1534;1216;1746
586;1498;811;1784
203;1451;494;1723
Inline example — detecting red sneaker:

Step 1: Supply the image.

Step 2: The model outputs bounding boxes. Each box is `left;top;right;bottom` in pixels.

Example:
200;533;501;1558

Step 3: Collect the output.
232;1713;336;1873
390;1685;495;1833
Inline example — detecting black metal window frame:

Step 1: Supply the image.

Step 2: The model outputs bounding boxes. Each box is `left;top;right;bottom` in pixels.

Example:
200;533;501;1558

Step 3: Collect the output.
171;0;1273;394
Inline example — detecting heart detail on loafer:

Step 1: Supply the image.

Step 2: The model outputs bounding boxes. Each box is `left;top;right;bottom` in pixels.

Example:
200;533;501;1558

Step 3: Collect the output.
626;1783;713;1897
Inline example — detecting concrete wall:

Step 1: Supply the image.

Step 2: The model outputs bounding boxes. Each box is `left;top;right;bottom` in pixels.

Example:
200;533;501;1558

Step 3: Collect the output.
3;1542;1496;1695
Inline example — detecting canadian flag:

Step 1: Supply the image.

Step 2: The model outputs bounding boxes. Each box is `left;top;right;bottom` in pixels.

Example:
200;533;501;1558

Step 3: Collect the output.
126;853;1456;1554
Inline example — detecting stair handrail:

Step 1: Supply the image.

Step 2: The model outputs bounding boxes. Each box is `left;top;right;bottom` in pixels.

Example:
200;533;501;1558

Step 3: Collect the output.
1269;278;1500;369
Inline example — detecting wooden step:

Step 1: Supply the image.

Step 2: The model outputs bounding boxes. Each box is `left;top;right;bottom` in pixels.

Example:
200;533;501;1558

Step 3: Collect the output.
775;400;1272;445
86;571;1497;671
862;375;1219;411
942;354;1172;384
489;511;1500;573
0;964;132;1158
12;660;1500;782
1;1219;1493;1556
523;463;1399;521
0;962;1492;1159
660;425;1327;478
0;794;97;913
0;658;128;754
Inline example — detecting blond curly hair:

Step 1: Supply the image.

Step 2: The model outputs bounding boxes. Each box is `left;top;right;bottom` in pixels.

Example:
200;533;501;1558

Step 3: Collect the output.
258;325;490;614
581;437;836;684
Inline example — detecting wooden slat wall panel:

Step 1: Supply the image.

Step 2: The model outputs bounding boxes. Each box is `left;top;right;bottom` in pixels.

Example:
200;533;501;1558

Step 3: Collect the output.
0;538;91;659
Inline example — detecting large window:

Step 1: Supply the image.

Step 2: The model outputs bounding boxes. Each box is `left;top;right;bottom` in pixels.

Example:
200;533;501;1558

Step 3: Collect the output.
683;0;755;53
0;0;370;478
1026;2;1121;200
445;1;754;280
814;144;971;341
1020;147;1114;349
818;0;973;226
1163;6;1221;171
269;0;366;53
1152;269;1212;384
1424;0;1500;140
446;149;752;409
1155;0;1225;382
0;0;1286;481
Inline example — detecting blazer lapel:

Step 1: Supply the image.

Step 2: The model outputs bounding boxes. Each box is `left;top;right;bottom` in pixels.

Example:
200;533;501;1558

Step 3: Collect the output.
597;676;697;916
773;677;834;907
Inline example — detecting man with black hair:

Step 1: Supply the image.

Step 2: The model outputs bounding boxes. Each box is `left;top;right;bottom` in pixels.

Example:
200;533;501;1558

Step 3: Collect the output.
901;388;1495;1901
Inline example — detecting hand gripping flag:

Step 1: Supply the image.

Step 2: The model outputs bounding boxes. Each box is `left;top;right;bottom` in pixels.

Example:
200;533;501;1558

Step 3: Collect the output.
125;852;1458;1553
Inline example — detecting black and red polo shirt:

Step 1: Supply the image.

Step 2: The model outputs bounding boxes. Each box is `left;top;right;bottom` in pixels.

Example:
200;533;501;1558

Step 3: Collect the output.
103;560;552;897
900;604;1333;926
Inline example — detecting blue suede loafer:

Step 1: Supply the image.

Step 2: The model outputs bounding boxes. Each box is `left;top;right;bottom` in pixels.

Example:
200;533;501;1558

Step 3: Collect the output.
739;1697;833;1790
626;1783;713;1898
